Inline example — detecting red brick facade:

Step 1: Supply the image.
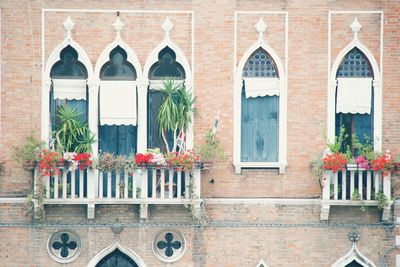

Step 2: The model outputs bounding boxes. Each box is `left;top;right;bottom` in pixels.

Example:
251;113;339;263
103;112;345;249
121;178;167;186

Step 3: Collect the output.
0;0;399;266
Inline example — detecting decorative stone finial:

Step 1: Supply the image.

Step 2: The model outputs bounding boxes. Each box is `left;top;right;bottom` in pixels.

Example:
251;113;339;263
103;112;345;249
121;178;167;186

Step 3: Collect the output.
162;17;174;38
113;16;125;38
347;230;360;245
63;16;75;40
350;17;362;38
255;18;267;41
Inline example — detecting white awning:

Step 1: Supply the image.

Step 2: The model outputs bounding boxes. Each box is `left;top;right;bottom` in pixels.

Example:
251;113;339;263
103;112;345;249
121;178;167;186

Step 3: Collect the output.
243;78;280;98
99;81;137;126
53;79;87;100
149;80;184;90
336;78;373;114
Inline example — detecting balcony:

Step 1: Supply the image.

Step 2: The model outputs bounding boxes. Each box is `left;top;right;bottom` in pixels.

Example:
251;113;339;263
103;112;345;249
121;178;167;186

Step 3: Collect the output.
33;164;203;219
320;164;391;221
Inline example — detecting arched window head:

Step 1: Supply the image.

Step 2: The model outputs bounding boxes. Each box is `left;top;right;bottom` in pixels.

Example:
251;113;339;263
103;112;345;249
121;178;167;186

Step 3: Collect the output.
51;45;88;79
337;48;373;78
96;249;139;267
242;48;278;78
149;46;185;80
100;46;136;80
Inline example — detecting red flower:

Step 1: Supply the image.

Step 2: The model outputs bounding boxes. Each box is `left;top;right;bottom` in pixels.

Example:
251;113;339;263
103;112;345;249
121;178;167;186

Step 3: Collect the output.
323;153;347;173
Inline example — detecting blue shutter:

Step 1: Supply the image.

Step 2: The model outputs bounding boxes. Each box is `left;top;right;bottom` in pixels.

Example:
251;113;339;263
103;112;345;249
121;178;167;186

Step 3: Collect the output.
241;89;279;162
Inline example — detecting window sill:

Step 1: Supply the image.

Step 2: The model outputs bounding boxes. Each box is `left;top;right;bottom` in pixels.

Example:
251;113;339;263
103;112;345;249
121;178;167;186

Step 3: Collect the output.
234;162;287;174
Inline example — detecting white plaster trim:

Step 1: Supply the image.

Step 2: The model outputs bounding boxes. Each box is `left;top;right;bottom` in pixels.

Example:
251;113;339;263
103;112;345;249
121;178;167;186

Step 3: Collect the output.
87;237;146;267
43;9;193;14
0;197;27;204
332;244;376;267
256;259;269;267
233;12;288;174
327;11;383;152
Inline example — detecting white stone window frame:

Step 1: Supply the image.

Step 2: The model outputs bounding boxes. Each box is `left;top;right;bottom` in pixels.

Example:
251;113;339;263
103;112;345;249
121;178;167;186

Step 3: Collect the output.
332;244;376;267
42;14;194;155
152;229;187;263
233;13;288;174
143;17;194;151
87;237;147;267
93;17;143;157
42;17;93;144
327;13;383;152
47;229;82;264
256;259;269;267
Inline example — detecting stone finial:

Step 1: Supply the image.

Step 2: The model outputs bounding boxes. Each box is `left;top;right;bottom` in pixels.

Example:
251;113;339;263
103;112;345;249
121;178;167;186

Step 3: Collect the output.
162;17;174;38
347;230;360;245
255;18;267;41
113;16;125;38
63;16;75;40
350;17;362;38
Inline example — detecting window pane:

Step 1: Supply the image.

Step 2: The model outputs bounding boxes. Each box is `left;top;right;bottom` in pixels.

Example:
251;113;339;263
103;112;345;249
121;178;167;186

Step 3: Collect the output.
50;45;88;79
100;46;136;80
149;46;185;80
242;48;278;78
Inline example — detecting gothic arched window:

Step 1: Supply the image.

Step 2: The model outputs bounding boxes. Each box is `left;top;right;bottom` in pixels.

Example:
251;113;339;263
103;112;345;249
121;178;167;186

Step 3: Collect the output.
241;48;279;162
335;48;374;153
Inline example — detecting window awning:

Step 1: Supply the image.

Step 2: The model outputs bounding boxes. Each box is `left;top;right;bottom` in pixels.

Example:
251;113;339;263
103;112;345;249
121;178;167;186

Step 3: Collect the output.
243;78;279;98
99;81;137;126
53;79;87;100
336;78;373;114
149;80;184;90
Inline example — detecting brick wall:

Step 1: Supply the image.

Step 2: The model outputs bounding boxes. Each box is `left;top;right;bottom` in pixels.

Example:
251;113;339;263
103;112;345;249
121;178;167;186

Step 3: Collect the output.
0;0;400;266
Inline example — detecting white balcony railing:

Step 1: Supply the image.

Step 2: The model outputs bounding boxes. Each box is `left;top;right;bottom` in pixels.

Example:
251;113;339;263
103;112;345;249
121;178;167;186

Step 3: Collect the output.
34;165;202;219
321;164;391;221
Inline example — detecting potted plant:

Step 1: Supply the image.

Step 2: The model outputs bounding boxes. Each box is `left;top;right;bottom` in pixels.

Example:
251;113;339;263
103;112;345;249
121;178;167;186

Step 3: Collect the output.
38;149;64;176
53;105;95;154
166;150;200;172
156;79;195;154
13;131;45;170
94;152;116;172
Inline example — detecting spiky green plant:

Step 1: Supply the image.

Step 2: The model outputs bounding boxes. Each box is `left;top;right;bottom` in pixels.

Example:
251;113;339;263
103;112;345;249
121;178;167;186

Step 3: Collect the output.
156;79;195;153
53;105;95;153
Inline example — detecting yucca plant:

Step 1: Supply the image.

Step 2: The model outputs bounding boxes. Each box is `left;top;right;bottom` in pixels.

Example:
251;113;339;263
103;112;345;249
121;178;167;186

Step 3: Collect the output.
156;79;195;153
53;105;95;153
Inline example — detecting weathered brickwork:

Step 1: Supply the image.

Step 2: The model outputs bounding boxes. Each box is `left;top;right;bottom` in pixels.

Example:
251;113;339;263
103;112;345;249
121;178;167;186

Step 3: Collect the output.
1;0;400;266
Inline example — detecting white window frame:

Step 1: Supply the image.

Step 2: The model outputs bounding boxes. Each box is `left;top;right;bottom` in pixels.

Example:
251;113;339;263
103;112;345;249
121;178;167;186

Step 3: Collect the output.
233;14;288;174
256;259;269;267
93;19;143;157
143;18;193;151
42;17;93;146
87;237;147;267
332;244;376;267
327;14;383;152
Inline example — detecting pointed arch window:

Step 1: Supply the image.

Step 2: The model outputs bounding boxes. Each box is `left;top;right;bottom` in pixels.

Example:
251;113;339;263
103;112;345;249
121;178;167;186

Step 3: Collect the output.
147;46;185;151
335;48;374;152
241;48;279;163
96;249;139;267
50;45;88;134
99;46;138;156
